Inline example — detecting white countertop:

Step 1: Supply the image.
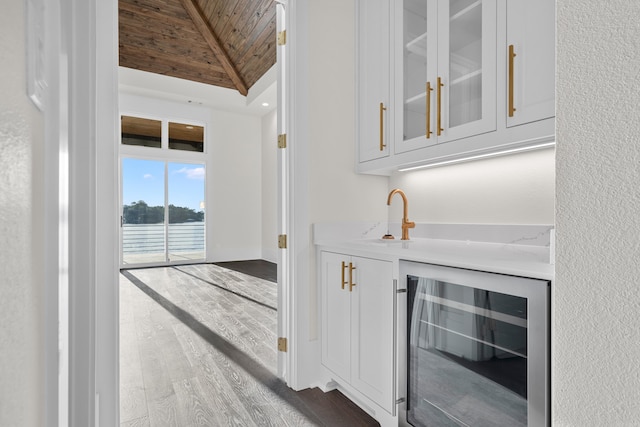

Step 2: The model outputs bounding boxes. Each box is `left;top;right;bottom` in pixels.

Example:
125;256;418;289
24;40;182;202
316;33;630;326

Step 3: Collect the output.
314;222;554;281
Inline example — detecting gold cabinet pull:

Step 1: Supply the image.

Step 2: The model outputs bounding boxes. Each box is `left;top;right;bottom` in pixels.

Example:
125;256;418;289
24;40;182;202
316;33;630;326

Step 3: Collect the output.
426;82;433;138
509;44;516;117
348;262;356;292
379;102;387;151
437;77;444;136
341;261;348;289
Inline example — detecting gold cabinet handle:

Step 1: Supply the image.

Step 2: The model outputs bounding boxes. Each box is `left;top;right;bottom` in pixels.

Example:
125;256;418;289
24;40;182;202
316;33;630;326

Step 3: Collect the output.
508;44;516;117
437;77;444;136
341;261;348;289
379;102;387;151
348;262;356;292
426;82;433;138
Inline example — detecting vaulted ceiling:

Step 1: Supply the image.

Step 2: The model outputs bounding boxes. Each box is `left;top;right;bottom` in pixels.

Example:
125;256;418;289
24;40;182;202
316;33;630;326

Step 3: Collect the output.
118;0;277;96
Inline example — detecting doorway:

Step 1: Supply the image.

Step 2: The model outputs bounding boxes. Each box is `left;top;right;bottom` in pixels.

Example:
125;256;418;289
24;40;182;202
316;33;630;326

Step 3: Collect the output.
50;0;295;424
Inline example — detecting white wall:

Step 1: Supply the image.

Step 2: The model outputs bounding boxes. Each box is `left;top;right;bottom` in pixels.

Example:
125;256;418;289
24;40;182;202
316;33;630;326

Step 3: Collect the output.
208;110;263;261
261;109;278;263
555;1;640;424
389;148;555;225
119;93;264;263
0;1;45;425
307;1;389;226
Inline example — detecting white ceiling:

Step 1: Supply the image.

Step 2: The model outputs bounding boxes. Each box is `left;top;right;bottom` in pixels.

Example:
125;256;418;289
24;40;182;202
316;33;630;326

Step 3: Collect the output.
118;65;277;117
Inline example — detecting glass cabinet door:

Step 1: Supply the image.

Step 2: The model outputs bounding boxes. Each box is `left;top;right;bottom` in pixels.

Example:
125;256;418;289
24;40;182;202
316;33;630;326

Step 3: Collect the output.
438;0;496;143
396;0;496;154
402;0;430;142
396;0;438;154
447;0;484;128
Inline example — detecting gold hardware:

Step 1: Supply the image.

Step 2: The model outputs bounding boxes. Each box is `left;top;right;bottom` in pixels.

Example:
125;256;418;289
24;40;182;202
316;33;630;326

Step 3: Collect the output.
379;102;387;151
277;30;286;46
278;337;288;352
437;77;444;136
278;234;287;249
508;44;516;117
426;82;433;138
348;262;356;292
341;261;348;289
278;134;287;148
387;189;416;241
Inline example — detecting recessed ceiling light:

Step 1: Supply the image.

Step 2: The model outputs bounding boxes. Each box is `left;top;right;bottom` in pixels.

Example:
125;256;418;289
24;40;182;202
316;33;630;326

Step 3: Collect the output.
185;126;194;129
262;102;270;107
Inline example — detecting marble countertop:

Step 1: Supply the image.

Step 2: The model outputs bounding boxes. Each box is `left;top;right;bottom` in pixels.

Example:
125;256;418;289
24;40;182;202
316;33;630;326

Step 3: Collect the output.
314;222;555;281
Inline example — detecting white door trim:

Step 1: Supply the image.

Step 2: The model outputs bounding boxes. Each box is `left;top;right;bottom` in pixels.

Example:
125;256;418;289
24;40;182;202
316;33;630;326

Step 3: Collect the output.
276;0;290;381
47;0;119;425
284;0;320;390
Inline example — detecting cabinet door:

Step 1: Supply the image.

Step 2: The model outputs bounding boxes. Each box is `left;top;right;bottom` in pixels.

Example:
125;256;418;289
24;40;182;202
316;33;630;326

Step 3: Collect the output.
396;0;497;153
357;0;392;163
506;0;555;128
321;252;351;381
350;256;395;413
437;0;497;143
394;0;438;154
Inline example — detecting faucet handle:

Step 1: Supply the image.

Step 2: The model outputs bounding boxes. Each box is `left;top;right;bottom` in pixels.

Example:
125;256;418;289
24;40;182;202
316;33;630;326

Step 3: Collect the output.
404;219;416;229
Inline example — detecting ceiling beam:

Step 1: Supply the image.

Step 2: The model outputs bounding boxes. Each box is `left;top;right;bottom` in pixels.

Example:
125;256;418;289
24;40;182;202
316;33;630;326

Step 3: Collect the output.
178;0;249;96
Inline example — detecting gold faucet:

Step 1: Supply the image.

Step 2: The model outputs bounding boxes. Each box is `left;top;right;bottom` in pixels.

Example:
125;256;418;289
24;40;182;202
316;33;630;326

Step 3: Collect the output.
387;189;415;240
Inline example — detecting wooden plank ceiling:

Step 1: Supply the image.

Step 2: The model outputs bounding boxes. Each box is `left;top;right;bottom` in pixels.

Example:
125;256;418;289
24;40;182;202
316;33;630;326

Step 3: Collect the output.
119;0;277;96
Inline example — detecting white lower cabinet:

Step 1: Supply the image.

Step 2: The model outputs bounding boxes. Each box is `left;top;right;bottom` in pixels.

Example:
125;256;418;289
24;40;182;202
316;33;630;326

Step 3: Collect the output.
320;251;396;414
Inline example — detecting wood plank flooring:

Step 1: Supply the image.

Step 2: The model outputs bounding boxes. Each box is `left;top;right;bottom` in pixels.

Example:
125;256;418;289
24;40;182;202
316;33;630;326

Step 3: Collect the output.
120;262;380;426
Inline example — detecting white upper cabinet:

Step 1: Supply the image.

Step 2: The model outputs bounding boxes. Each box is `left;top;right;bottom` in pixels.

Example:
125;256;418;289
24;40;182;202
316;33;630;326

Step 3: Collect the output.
355;0;555;175
506;0;555;128
357;0;392;163
396;0;496;154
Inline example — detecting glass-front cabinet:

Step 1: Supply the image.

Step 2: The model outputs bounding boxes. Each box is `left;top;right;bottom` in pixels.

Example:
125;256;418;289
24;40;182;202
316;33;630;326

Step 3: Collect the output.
395;0;496;154
356;0;554;174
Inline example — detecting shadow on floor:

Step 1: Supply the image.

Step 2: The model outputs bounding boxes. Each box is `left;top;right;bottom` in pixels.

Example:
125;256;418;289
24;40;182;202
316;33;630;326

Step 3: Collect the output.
120;269;379;426
214;259;277;283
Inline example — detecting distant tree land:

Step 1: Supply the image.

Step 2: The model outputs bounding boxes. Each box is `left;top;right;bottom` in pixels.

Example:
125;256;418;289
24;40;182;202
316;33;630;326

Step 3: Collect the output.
123;200;204;224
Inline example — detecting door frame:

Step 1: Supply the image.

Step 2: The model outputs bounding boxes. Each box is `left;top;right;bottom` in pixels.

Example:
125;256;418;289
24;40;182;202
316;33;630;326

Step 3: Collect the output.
47;0;311;425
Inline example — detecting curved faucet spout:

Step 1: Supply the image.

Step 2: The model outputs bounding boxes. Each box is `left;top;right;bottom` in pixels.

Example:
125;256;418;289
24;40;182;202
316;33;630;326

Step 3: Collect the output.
387;189;415;240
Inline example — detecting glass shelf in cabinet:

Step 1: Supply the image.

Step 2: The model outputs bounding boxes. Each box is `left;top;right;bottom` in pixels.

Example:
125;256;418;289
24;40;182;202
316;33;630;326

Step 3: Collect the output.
405;32;428;57
450;69;482;86
450;0;481;22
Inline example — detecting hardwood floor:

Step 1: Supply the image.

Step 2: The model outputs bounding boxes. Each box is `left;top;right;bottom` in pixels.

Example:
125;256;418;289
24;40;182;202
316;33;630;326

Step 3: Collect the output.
120;262;379;426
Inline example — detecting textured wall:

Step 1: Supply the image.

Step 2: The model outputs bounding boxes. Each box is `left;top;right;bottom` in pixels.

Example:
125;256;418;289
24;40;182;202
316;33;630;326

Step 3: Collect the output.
555;0;640;424
0;0;45;425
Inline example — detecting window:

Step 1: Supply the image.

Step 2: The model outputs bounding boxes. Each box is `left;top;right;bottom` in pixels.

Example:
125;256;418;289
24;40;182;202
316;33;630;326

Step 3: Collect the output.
119;115;207;266
121;116;161;148
169;122;204;152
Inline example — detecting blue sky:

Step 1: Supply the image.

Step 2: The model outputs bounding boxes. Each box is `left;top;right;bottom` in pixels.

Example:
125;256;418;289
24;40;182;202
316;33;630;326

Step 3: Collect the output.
122;158;205;211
